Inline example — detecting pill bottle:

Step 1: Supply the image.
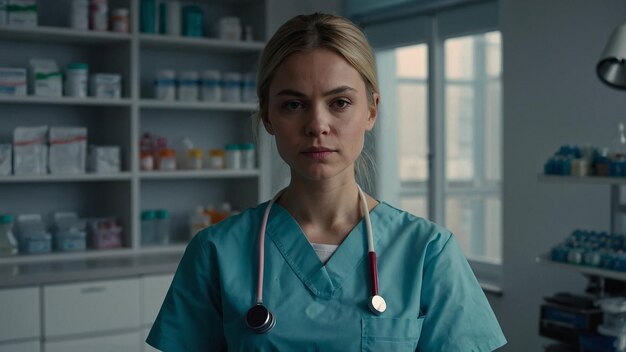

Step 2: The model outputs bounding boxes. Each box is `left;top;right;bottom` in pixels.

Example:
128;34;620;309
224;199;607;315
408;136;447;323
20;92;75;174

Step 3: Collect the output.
71;0;89;30
111;8;129;33
154;209;170;245
219;17;241;40
240;143;255;169
208;149;225;169
65;63;89;98
242;72;256;103
201;70;221;102
177;71;199;102
222;72;241;103
154;70;176;100
140;210;156;245
182;5;203;37
225;144;241;169
158;149;177;170
89;0;109;31
187;148;203;170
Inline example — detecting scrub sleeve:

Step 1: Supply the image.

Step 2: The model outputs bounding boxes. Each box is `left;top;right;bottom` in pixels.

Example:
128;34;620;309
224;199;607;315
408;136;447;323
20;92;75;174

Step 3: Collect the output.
417;233;506;351
146;234;226;351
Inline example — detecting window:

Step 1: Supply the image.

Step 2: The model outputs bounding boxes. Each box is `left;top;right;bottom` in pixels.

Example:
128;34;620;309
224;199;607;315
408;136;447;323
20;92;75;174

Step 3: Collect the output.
372;4;502;268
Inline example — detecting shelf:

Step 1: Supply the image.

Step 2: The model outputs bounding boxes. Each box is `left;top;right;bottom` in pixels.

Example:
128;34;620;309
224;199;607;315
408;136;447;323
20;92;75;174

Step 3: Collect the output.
0;172;132;183
139;34;265;53
0;25;131;44
140;169;259;180
538;174;626;185
0;95;132;107
536;254;626;281
139;99;257;111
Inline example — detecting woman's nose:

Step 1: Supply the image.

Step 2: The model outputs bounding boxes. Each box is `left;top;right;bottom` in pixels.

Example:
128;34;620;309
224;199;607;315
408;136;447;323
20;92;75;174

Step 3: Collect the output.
304;105;330;137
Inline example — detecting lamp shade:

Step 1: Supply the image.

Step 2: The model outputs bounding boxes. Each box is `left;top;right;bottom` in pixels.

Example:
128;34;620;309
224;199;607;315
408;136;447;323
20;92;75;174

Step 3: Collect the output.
597;22;626;89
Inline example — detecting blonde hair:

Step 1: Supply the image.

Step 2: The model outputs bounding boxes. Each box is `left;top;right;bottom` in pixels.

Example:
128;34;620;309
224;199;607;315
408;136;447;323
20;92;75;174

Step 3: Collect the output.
255;13;379;189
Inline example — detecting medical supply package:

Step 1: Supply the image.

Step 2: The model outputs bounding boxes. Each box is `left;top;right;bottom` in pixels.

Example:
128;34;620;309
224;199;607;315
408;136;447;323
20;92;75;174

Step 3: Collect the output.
88;145;121;173
0;68;27;96
0;144;11;175
7;0;37;27
49;127;87;174
91;74;121;99
13;126;47;175
30;58;62;97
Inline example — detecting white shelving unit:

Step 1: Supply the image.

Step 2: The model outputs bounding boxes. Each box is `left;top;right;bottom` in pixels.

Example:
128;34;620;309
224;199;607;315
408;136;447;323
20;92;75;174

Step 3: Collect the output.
537;174;626;294
0;0;268;265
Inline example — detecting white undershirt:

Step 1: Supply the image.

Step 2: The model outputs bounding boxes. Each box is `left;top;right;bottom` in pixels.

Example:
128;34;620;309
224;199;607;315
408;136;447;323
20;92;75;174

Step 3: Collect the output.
310;243;339;264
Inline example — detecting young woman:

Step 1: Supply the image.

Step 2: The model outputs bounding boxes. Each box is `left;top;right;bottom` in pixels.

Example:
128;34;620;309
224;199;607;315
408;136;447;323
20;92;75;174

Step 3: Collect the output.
147;13;506;351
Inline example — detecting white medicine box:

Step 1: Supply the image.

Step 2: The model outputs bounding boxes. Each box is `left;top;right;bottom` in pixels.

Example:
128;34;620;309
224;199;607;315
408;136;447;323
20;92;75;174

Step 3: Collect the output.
0;68;27;96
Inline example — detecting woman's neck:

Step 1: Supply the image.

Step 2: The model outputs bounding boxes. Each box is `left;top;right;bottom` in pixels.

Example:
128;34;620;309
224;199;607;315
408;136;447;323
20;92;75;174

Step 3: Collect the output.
278;177;376;245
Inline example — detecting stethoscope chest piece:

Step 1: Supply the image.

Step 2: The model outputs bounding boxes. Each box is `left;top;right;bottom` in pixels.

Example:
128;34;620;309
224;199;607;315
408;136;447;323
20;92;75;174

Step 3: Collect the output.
368;295;387;315
246;303;276;334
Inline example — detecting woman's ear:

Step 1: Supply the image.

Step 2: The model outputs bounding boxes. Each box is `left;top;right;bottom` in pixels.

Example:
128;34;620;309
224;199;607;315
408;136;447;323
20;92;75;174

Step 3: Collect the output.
366;92;379;131
261;108;275;135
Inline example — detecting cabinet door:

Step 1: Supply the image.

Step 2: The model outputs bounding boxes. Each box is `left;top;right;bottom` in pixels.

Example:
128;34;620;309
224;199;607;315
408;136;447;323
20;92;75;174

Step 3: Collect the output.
0;340;40;352
142;274;174;325
44;331;142;352
0;286;39;342
43;278;141;337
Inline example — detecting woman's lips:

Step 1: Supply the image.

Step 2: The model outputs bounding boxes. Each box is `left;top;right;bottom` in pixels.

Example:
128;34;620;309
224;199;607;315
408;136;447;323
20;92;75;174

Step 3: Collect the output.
302;147;335;160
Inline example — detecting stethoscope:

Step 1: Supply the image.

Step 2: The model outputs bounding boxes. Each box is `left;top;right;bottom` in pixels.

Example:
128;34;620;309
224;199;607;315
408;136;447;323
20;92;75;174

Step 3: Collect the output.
245;186;387;334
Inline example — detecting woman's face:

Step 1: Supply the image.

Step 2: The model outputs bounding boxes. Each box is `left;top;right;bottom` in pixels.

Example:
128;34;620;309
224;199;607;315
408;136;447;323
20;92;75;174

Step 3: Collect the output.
263;48;378;183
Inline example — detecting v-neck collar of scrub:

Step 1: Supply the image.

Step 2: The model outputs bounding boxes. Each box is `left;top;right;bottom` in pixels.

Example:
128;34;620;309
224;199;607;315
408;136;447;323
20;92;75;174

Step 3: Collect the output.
265;202;385;299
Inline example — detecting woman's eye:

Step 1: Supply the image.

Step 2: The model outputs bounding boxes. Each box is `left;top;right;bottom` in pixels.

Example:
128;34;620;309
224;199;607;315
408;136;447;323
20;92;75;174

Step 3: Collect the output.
332;99;351;110
284;101;304;110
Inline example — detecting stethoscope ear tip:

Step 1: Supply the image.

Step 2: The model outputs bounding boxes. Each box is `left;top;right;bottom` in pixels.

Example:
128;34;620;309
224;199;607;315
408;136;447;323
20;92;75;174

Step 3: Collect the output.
368;295;387;315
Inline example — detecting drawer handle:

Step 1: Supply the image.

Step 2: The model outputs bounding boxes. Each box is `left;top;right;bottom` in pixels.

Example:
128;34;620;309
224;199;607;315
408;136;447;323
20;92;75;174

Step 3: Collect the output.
80;286;107;294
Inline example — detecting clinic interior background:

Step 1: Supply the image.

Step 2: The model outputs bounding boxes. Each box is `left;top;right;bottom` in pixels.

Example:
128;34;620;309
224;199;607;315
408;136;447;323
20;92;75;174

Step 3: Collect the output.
273;1;626;351
0;0;625;351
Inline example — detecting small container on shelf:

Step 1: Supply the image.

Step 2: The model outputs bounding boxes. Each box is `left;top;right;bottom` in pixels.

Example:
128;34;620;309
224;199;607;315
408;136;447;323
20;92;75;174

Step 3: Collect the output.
52;213;86;252
17;214;51;255
208;149;225;169
201;70;221;102
71;0;89;30
88;145;121;173
141;210;156;245
88;217;122;249
219;17;241;41
240;143;255;169
181;5;203;38
154;70;176;101
110;8;129;33
186;148;203;170
158;148;176;171
154;209;170;245
225;144;241;170
177;71;199;102
65;63;89;98
222;72;242;102
0;67;27;96
0;214;18;256
89;0;109;31
7;0;37;27
91;73;122;99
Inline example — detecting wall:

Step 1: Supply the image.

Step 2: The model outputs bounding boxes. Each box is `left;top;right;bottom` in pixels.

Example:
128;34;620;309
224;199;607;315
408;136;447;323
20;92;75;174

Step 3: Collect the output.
500;1;626;350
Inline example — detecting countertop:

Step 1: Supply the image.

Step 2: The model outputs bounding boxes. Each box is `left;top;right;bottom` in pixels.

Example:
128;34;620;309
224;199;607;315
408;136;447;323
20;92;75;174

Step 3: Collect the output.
0;252;183;288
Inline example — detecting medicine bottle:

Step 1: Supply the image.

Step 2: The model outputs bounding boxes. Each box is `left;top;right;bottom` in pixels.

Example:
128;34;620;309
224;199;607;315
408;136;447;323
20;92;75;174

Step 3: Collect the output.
186;148;203;170
111;8;129;33
140;210;156;245
65;63;89;98
222;72;241;102
240;143;255;169
158;149;177;171
154;209;170;245
177;71;199;102
225;144;241;169
208;149;225;169
201;70;221;102
154;70;176;101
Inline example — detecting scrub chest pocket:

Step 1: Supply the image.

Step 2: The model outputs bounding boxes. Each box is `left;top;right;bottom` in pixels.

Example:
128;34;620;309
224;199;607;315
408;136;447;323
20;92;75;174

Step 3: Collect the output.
361;316;424;351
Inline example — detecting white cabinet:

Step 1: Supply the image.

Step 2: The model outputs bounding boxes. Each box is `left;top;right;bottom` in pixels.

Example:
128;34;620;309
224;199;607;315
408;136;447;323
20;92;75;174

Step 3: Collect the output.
44;331;142;352
0;286;39;342
0;340;40;352
43;278;141;337
142;273;173;325
0;0;269;266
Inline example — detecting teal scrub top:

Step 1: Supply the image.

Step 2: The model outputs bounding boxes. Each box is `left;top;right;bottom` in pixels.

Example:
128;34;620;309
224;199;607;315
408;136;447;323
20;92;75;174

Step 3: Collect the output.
147;201;507;351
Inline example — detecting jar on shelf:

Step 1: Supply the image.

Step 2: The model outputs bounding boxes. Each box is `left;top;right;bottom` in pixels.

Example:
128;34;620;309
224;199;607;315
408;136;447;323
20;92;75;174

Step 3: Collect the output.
154;70;176;101
89;0;109;31
208;149;225;169
140;210;156;245
158;149;177;171
240;143;255;169
177;71;199;102
201;70;221;102
154;209;170;245
71;0;89;30
65;63;89;98
0;214;18;256
111;8;130;33
225;144;241;169
186;148;203;170
222;72;242;103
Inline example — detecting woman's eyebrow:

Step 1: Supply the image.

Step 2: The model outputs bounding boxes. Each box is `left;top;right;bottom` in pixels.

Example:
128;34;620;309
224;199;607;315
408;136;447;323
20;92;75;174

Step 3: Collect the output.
274;86;357;98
